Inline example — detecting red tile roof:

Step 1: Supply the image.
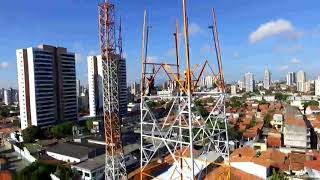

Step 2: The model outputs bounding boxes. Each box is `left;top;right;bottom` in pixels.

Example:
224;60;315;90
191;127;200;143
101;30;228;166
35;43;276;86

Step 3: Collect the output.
267;136;281;147
205;166;263;180
285;118;306;128
304;160;320;171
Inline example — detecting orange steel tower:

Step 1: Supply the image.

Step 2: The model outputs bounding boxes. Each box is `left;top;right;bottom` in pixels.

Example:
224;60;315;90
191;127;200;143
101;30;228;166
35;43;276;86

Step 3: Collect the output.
98;1;127;179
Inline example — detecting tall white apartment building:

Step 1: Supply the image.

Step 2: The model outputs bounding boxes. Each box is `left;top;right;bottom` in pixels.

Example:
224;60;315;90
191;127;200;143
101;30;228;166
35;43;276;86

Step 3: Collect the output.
315;76;320;96
286;72;296;86
231;85;237;95
17;44;77;129
296;70;306;92
245;72;254;92
205;75;213;88
4;89;12;105
88;56;104;117
263;69;271;90
238;80;244;91
88;54;127;118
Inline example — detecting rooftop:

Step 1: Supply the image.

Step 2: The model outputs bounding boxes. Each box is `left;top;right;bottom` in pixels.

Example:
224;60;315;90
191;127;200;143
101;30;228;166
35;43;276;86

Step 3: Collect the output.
46;143;94;159
72;154;105;171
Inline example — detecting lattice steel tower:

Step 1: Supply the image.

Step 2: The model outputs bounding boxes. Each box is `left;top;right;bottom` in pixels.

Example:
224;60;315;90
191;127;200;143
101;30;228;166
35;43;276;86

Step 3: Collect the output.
98;1;127;179
140;0;229;179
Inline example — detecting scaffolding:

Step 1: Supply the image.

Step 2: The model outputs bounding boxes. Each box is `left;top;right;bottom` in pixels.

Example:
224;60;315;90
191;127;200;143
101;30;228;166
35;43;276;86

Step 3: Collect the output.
98;1;127;179
140;0;229;179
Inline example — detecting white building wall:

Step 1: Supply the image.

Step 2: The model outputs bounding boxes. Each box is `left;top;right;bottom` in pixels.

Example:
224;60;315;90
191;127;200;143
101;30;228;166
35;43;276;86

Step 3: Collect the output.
230;162;267;179
17;49;29;129
315;77;320;96
27;48;38;126
88;55;103;117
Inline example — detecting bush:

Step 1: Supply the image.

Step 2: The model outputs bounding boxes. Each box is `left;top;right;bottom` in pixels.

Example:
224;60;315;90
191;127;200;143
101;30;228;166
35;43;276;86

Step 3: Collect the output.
22;126;41;143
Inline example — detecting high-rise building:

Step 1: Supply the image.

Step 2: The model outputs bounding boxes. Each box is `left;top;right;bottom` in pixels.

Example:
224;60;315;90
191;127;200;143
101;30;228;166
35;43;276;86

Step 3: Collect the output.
88;54;127;117
286;72;296;86
296;70;306;92
130;82;140;96
76;80;81;97
263;69;271;90
231;85;237;95
238;80;244;91
88;55;104;117
245;72;254;92
205;75;213;88
4;89;12;105
315;76;320;96
17;44;77;130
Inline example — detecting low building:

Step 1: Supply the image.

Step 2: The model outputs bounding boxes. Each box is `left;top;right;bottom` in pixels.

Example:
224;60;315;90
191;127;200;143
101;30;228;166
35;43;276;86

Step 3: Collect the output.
46;142;104;163
71;154;105;180
263;95;275;102
271;113;284;131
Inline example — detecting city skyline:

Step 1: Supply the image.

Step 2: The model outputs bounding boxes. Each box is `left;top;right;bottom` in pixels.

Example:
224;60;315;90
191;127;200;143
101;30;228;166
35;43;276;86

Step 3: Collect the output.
1;0;320;88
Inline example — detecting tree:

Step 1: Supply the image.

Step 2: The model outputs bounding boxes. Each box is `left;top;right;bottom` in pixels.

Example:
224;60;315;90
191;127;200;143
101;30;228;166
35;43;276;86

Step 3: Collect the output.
303;100;319;109
22;126;40;143
275;92;289;102
50;122;74;138
269;169;288;180
85;119;94;132
263;113;272;128
0;107;9;118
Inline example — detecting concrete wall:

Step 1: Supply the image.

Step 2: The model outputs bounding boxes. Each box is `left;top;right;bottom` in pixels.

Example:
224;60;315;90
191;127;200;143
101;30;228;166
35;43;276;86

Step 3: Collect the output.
46;151;86;163
283;125;309;148
12;144;36;163
304;167;320;178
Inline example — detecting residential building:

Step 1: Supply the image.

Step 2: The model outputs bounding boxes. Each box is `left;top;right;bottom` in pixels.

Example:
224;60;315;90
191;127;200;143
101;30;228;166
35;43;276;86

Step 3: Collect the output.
283;105;311;148
286;72;296;86
3;89;12;105
245;72;254;92
87;54;127;118
231;85;237;95
205;75;213;88
87;56;103;117
76;80;81;97
17;44;77;129
297;70;306;92
263;69;271;90
237;80;244;91
315;76;320;96
130;82;140;95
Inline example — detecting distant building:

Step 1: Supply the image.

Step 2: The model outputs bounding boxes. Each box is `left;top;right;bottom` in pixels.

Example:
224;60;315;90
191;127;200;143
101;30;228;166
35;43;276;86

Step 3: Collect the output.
231;85;237;95
17;44;77;129
286;72;296;86
87;56;103;117
315;76;320;96
87;54;127;118
237;80;244;91
76;80;81;97
3;89;12;105
130;82;140;96
263;69;271;90
205;75;213;88
297;70;306;92
245;72;254;92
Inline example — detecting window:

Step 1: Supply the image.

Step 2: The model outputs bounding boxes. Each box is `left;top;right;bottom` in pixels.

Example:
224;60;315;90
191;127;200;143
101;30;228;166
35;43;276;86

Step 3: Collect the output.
77;170;83;175
85;173;90;177
92;172;96;177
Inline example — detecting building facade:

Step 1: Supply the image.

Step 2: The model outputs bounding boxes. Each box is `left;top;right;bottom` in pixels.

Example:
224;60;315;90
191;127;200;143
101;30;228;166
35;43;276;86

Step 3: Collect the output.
245;72;254;92
263;69;271;90
17;44;77;129
87;54;127;118
315;76;320;96
296;70;306;92
231;85;237;95
286;72;296;86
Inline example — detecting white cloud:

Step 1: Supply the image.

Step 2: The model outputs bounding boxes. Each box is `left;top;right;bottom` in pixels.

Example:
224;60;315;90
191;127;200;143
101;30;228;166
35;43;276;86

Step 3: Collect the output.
123;52;128;59
0;62;9;69
249;19;297;44
188;23;201;35
233;52;240;59
291;57;300;64
279;65;289;71
75;53;83;63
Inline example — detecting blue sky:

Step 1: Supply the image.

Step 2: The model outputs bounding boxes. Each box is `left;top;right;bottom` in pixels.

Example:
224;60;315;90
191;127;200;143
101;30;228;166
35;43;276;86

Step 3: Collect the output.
0;0;320;88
